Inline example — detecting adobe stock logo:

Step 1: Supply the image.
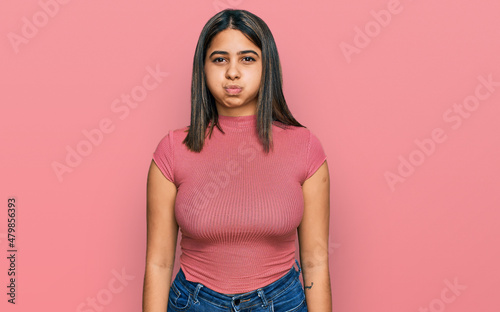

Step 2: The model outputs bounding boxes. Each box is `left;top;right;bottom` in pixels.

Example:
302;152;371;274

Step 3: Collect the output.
339;0;403;63
213;0;244;12
7;0;73;54
188;139;259;214
385;73;499;192
418;277;466;312
311;237;341;264
76;267;135;312
51;64;169;182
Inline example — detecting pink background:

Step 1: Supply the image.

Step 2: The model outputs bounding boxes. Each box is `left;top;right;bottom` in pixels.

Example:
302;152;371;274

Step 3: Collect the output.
1;0;499;311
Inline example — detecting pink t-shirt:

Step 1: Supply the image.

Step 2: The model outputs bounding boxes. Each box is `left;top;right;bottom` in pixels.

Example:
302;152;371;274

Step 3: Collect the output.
152;114;327;294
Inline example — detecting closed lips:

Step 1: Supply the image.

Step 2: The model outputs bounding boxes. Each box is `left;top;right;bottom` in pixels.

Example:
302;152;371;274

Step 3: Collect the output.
224;86;242;94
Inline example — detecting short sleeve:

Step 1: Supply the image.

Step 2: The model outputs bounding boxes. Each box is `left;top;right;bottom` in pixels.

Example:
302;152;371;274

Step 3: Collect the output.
304;130;327;181
152;130;175;183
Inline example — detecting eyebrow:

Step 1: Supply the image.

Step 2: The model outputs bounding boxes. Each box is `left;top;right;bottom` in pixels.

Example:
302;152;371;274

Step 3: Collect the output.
208;50;260;58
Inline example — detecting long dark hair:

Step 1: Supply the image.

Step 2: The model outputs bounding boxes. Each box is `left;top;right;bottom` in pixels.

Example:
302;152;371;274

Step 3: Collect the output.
183;9;304;154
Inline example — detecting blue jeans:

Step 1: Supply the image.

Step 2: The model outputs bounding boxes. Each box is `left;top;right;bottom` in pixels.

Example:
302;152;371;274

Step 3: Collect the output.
167;259;308;311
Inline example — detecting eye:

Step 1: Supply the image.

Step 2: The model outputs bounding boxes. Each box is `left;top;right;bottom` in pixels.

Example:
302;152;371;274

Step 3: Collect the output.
243;56;255;62
213;57;225;63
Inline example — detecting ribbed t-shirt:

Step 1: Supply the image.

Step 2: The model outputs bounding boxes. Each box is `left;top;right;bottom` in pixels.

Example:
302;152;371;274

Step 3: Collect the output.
152;113;327;294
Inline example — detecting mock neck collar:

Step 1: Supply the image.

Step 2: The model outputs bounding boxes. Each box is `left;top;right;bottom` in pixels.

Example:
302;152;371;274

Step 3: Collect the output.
216;114;257;130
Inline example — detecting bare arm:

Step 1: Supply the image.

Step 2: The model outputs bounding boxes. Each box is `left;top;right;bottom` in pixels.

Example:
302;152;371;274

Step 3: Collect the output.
142;160;179;312
298;161;332;311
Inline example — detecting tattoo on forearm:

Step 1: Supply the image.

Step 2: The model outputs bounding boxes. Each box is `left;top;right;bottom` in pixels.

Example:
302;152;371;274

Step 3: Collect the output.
305;282;313;289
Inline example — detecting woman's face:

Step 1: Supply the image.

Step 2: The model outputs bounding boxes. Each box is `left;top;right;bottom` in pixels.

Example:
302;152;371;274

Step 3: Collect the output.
204;28;262;117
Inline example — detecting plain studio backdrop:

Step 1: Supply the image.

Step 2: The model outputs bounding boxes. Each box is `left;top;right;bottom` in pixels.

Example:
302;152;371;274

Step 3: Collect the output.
1;0;499;311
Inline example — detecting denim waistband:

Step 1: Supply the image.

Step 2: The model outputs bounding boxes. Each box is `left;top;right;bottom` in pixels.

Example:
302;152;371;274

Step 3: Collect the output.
176;259;302;310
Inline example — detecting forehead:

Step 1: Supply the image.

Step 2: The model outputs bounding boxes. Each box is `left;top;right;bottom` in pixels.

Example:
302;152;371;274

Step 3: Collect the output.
207;29;260;52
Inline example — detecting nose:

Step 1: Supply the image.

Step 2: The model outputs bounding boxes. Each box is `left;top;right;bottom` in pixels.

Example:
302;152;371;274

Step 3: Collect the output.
225;60;240;79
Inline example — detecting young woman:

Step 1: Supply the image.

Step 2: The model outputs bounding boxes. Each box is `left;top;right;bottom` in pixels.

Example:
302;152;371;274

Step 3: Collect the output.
143;9;332;312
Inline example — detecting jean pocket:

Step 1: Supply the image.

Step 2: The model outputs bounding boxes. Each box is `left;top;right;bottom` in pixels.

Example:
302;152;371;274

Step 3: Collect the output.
270;277;307;311
167;282;193;311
